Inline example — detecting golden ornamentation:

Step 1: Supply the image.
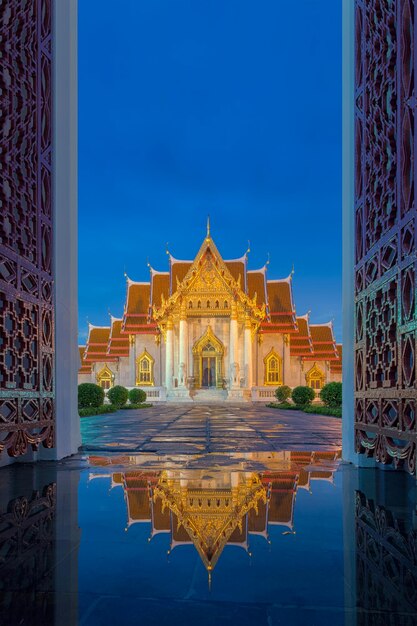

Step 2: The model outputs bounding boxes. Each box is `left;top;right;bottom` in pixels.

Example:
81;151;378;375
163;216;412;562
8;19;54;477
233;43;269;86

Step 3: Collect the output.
96;364;115;389
263;348;283;385
152;234;266;330
192;326;224;389
136;349;155;386
305;363;325;390
153;470;266;572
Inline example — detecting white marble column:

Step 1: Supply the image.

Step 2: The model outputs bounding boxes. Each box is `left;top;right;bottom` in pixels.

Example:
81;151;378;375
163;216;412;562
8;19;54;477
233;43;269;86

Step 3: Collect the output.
129;335;136;386
178;307;187;387
244;315;252;388
283;334;291;385
229;303;239;388
165;318;173;390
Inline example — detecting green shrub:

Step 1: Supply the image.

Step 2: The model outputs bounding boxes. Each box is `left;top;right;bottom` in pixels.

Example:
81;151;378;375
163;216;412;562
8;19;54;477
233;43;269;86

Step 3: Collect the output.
266;402;341;418
320;382;342;407
107;385;128;407
120;403;153;410
304;404;342;418
267;402;299;410
128;388;147;404
291;385;315;406
274;385;291;403
78;383;105;408
79;405;116;417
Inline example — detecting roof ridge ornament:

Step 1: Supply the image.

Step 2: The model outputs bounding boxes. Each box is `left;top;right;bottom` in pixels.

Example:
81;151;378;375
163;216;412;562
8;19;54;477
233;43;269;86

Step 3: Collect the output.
206;215;211;239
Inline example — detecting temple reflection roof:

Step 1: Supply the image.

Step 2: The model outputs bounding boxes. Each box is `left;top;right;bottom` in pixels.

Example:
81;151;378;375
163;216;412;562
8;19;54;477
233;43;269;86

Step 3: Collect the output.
88;449;341;574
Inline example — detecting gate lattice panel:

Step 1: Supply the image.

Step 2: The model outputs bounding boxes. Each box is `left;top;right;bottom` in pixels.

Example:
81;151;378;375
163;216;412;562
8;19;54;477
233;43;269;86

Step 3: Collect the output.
0;0;54;457
354;0;417;473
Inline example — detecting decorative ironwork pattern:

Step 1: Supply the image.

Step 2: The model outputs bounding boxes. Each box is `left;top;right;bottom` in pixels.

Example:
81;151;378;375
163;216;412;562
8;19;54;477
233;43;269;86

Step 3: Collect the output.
355;491;417;623
0;483;56;622
354;0;417;473
0;0;54;456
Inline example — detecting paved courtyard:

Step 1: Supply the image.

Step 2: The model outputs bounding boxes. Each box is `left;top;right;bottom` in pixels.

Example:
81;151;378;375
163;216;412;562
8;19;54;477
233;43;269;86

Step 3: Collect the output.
81;404;341;454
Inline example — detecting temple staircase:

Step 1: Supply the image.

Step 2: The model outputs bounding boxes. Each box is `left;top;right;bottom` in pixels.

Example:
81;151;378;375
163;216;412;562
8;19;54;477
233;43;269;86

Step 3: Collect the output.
191;389;229;403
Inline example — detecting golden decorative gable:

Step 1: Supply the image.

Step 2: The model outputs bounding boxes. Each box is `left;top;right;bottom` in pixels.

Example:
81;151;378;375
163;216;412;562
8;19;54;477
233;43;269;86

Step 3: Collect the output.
153;470;266;572
153;234;265;326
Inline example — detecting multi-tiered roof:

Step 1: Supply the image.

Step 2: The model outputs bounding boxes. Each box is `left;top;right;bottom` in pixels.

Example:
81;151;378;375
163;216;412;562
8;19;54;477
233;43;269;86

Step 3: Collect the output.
80;228;340;369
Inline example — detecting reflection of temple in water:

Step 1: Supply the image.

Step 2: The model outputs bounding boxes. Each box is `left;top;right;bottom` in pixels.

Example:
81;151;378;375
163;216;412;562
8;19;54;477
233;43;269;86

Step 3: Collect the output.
89;450;341;573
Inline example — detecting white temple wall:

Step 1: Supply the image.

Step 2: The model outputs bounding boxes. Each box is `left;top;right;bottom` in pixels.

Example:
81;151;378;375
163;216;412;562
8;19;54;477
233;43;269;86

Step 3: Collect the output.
134;334;160;385
117;356;131;387
257;334;285;385
78;373;91;384
288;356;303;387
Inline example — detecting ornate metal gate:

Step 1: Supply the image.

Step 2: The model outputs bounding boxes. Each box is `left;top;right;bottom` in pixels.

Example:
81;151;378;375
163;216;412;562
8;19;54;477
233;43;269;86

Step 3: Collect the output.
0;0;54;457
354;0;417;472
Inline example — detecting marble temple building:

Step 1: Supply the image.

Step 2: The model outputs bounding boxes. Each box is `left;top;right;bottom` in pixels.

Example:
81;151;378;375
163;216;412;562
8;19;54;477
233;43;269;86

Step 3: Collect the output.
78;222;342;402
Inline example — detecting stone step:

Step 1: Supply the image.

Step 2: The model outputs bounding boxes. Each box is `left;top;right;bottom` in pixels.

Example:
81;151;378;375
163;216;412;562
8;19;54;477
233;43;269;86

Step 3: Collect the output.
191;389;229;403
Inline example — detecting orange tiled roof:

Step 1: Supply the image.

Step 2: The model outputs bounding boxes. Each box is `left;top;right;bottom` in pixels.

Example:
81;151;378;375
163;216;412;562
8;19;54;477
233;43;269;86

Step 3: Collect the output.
122;280;155;334
266;472;298;526
228;516;247;544
84;326;117;363
78;346;91;374
303;323;339;361
248;500;268;533
330;344;343;373
107;318;130;357
170;259;192;292
124;474;151;522
151;271;170;306
247;269;267;305
152;497;171;531
225;258;246;285
262;278;297;332
125;281;150;315
290;315;313;357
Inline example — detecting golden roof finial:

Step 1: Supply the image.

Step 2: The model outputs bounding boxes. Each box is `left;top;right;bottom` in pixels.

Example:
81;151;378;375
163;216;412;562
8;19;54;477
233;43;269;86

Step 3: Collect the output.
290;263;295;277
266;253;270;267
206;215;211;238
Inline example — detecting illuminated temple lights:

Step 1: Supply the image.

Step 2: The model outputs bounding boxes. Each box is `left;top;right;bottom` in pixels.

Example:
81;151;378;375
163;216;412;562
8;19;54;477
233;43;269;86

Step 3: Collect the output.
79;226;342;401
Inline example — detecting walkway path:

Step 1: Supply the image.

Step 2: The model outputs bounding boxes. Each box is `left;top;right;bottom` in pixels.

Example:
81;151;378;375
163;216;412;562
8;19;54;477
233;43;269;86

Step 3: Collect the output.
81;404;341;454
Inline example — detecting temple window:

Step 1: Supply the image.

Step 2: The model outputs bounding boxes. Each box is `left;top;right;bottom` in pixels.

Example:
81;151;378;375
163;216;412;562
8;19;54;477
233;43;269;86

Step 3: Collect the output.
197;300;201;309
224;300;228;308
264;350;282;385
215;300;219;309
188;301;193;309
136;350;155;385
207;300;211;308
306;364;325;390
97;365;114;390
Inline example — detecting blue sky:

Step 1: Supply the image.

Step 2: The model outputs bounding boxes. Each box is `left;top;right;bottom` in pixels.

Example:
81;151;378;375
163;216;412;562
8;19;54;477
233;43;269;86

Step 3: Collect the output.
78;0;342;342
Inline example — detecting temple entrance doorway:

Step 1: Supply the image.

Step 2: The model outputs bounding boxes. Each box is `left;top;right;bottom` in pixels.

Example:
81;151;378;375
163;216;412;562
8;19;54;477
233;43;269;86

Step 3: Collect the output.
202;357;216;388
192;326;224;390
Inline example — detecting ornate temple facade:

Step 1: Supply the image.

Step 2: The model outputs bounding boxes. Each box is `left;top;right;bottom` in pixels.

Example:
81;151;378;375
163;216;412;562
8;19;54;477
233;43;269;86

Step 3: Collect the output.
78;225;342;401
88;450;341;575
